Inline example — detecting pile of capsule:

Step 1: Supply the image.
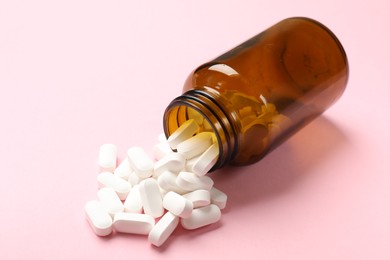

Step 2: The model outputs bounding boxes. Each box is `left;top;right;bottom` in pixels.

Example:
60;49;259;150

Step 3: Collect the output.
84;119;227;247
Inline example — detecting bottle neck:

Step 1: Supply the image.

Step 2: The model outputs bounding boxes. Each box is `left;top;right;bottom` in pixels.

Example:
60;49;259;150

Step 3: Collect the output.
163;89;238;170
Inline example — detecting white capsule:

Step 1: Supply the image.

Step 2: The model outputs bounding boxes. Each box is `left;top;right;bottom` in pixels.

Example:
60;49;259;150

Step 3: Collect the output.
84;201;113;236
210;187;227;209
185;155;200;172
153;153;185;177
97;172;131;200
124;185;143;213
113;212;155;235
158;171;187;194
139;178;164;218
97;187;124;217
148;212;179;247
127;171;143;186
176;171;214;191
191;143;219;176
167;119;199;149
152;142;173;161
163;191;193;218
176;132;213;159
127;147;154;178
182;189;210;208
98;144;117;172
181;204;221;230
114;158;132;180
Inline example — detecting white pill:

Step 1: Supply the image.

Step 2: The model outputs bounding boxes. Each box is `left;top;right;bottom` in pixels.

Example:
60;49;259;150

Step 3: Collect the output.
128;171;143;186
114;158;132;180
176;132;213;159
152;142;173;161
210;187;227;209
153;153;185;177
163;191;193;218
185;155;199;172
157;171;187;194
113;212;155;235
84;201;113;236
97;187;124;217
124;185;143;213
176;171;214;191
181;204;221;230
148;212;179;247
139;178;164;218
98;144;117;172
158;133;168;143
183;189;210;208
127;147;154;178
191;143;219;176
97;172;131;200
167;119;199;149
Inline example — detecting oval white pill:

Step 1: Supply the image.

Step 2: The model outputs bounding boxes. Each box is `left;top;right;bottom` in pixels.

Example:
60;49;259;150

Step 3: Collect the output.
139;178;164;218
167;119;199;149
152;142;173;161
113;212;155;235
97;187;124;217
181;204;221;230
127;147;154;178
182;189;210;208
176;132;213;159
191;143;219;176
157;171;187;194
153;153;185;177
176;171;214;191
84;201;113;236
97;172;131;200
114;158;132;180
124;185;143;213
163;191;193;218
98;144;117;172
148;212;179;247
210;187;227;209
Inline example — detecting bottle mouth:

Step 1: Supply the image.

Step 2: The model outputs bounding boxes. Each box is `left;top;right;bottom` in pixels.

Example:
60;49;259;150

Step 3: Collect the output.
163;90;237;171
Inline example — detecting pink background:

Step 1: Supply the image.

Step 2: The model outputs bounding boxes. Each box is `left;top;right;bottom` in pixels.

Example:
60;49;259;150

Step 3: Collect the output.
1;0;389;259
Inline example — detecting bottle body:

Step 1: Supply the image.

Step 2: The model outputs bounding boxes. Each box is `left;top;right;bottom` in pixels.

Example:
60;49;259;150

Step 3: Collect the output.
164;17;348;169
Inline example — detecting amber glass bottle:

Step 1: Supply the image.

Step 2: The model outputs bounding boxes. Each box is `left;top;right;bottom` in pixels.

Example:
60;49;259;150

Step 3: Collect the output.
163;17;349;170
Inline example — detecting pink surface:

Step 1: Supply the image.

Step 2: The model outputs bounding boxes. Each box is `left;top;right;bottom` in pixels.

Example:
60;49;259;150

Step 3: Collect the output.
1;0;389;259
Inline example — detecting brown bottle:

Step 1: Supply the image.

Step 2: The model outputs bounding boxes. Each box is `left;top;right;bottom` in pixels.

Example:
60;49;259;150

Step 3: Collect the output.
163;17;349;170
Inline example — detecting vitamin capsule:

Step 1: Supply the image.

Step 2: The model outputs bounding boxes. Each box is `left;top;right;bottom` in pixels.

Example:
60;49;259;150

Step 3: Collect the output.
157;170;187;194
182;189;210;208
97;172;131;200
176;132;213;159
152;142;173;161
191;143;219;176
84;200;113;236
153;153;185;177
113;212;155;235
167;119;199;149
176;171;214;191
97;187;124;217
210;187;227;209
124;185;143;213
98;144;117;172
127;147;154;178
114;158;132;180
148;212;179;247
139;178;164;218
181;204;221;230
163;191;193;218
127;171;143;186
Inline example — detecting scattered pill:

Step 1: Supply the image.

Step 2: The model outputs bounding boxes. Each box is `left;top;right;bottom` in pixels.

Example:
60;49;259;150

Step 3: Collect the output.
127;147;154;178
113;212;155;235
176;171;214;191
97;172;131;200
176;132;213;159
152;141;173;161
163;191;193;218
124;185;143;213
98;144;117;172
182;189;211;208
139;178;164;218
153;153;185;177
167;119;199;149
114;158;132;180
157;170;187;194
85;201;113;236
148;212;179;247
210;187;228;209
181;204;221;230
191;143;219;176
97;187;124;217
